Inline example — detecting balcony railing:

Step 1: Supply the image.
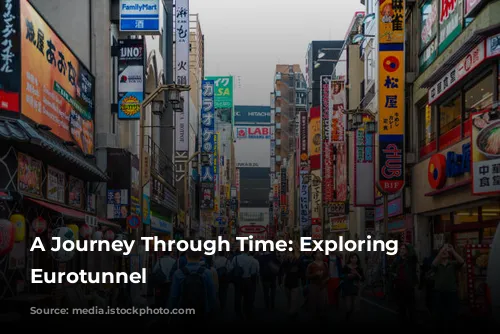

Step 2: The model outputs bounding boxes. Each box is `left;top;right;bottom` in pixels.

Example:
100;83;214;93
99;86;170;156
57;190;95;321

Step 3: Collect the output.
144;135;176;190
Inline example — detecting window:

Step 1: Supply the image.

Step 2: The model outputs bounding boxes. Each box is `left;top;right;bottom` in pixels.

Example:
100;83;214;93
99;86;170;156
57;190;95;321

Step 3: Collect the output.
439;94;461;136
453;208;479;225
419;104;435;148
464;73;494;137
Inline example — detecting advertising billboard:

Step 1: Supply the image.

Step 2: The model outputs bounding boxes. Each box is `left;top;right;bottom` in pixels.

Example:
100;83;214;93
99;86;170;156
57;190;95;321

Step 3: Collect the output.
200;80;215;209
205;76;233;109
321;76;333;203
311;169;322;239
299;175;309;228
471;109;500;195
119;0;160;33
234;106;271;124
299;111;309;171
309;106;321;170
235;139;271;168
378;0;405;194
19;0;95;155
354;115;376;206
331;80;347;203
236;126;271;139
117;39;144;120
175;0;189;152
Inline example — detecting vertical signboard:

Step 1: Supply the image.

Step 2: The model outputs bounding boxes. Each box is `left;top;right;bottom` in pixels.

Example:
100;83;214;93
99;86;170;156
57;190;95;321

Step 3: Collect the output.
175;0;189;152
119;0;160;33
438;0;463;53
378;0;405;194
419;0;438;73
280;166;287;208
311;170;322;239
309;107;321;170
117;39;145;120
200;80;215;209
0;0;21;114
321;76;333;203
299;175;309;229
205;76;233;109
354;115;376;206
300;111;309;172
331;80;347;203
471;110;500;195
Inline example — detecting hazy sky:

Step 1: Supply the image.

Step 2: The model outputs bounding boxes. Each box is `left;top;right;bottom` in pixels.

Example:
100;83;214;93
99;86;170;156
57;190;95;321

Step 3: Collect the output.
190;0;364;106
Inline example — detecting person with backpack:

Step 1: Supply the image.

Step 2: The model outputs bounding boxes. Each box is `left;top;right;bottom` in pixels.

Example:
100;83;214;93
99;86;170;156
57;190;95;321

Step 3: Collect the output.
230;243;255;319
214;251;230;311
168;247;216;323
150;251;177;307
258;250;281;309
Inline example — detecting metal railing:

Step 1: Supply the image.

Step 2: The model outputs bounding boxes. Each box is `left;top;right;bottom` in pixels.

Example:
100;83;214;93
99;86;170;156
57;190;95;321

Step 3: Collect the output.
144;135;176;190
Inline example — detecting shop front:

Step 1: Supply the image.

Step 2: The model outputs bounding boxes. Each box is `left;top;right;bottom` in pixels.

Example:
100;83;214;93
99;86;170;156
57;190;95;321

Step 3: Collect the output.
374;194;412;242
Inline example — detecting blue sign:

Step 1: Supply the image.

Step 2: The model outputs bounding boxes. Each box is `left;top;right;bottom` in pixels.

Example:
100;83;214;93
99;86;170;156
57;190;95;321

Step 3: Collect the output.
151;214;172;234
119;0;160;32
234;106;271;124
201;80;215;184
446;143;471;178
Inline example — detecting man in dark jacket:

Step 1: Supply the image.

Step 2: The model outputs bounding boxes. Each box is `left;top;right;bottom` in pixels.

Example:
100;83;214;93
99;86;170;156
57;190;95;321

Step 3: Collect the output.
390;243;418;324
258;250;280;309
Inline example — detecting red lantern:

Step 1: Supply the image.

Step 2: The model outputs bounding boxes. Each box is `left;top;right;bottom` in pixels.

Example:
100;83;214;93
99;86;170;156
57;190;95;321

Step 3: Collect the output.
79;224;92;239
104;229;115;241
32;216;47;234
0;219;15;256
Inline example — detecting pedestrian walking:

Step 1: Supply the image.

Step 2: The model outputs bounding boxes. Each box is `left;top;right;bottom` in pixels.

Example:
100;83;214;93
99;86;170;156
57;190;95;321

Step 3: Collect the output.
431;243;464;330
230;244;255;319
214;251;230;311
249;251;260;314
342;252;364;320
168;246;216;324
281;248;302;318
390;243;418;324
305;250;329;319
327;251;343;309
150;251;176;307
258;250;280;309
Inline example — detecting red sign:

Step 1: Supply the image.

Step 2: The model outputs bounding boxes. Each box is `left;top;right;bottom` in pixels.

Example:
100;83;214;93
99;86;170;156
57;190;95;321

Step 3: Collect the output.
126;214;141;229
323;142;333;202
239;225;267;234
428;154;447;189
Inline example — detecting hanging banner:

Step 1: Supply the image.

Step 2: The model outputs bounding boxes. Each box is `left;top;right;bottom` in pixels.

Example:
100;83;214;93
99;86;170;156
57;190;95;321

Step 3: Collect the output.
309;106;321;170
471;110;500;195
299;175;309;228
330;80;346;142
300;111;309;171
333;142;348;201
378;1;405;194
311;169;322;239
200;80;215;209
175;0;189;151
354;115;376;206
438;0;462;54
117;39;145;120
321;76;333;203
331;80;347;202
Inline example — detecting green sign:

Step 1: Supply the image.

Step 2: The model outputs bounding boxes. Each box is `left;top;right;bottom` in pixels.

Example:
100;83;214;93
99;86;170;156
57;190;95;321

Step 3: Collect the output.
438;0;463;54
205;76;233;109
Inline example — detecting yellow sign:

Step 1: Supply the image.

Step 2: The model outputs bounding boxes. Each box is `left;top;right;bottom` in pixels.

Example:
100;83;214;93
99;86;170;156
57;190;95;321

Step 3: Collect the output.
330;216;349;232
378;51;405;135
308;117;321;156
378;0;405;44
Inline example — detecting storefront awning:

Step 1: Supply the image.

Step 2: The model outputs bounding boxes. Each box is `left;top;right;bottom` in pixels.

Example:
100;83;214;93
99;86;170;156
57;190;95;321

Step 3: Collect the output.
28;198;87;221
98;218;121;229
420;24;500;89
0;118;108;182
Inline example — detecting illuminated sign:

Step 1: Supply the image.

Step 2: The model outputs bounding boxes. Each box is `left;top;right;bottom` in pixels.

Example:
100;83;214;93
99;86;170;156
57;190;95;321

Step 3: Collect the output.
428;142;471;189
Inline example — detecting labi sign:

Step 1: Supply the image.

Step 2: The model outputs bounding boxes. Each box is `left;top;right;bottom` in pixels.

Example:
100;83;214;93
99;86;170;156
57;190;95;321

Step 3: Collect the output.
236;127;271;139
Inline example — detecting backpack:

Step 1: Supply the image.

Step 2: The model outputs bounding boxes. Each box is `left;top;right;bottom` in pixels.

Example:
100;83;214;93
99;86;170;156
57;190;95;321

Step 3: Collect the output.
216;259;229;280
231;256;244;281
179;266;206;314
149;258;167;286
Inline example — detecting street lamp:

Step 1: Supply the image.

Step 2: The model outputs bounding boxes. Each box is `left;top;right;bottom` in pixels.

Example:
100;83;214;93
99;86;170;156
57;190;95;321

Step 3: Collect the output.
366;121;377;134
362;13;376;24
139;84;190;243
314;59;339;69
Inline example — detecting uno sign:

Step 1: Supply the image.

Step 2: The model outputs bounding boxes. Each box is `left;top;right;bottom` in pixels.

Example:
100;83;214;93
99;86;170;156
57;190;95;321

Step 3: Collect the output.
427;143;471;189
237;127;271;139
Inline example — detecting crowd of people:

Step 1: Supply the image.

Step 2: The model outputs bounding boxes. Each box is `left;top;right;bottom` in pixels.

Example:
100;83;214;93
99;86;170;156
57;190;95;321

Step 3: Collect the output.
149;239;467;328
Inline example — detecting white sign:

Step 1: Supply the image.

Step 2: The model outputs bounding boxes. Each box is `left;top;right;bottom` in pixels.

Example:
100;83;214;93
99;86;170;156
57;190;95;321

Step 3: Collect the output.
235;138;271;168
235;126;271;139
429;42;485;104
486;33;500;58
47;166;65;203
175;0;189;151
119;0;160;33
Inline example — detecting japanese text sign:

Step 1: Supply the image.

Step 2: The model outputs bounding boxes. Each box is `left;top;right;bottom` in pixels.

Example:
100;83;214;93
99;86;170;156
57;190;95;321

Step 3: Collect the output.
117;39;145;120
378;0;405;44
300;111;309;170
321;76;331;141
175;0;189;152
311;170;322;223
429;42;485;104
471;110;500;195
323;142;334;202
201;80;215;188
119;0;160;33
378;50;404;135
20;0;96;155
299;175;310;228
333;142;348;202
205;76;233;109
0;0;21;114
439;0;462;53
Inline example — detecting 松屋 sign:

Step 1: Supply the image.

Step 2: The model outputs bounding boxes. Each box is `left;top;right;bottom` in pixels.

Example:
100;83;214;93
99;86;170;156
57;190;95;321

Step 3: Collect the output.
119;0;160;33
377;0;406;194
